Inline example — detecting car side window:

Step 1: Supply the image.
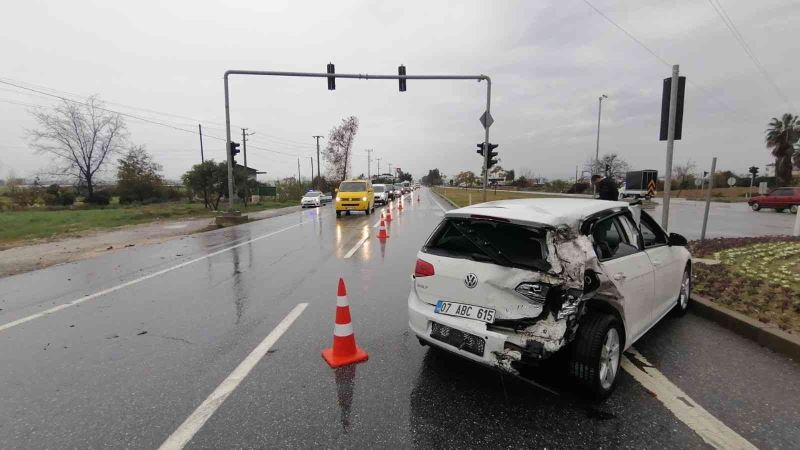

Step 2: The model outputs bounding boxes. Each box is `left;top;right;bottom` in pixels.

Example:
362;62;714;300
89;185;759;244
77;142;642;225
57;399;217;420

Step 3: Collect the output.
616;214;642;249
639;211;667;248
593;216;640;260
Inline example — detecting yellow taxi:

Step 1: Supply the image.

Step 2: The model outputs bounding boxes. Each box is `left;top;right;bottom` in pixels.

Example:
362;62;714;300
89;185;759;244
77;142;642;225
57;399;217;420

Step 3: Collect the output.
335;179;375;217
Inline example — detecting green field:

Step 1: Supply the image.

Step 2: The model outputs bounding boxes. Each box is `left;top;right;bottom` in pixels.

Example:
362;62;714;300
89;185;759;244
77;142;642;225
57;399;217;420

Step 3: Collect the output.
0;200;295;247
432;187;558;207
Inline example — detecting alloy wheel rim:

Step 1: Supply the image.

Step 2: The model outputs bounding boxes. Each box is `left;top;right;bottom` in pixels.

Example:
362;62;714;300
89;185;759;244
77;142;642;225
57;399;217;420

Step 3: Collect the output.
679;271;690;309
599;328;620;390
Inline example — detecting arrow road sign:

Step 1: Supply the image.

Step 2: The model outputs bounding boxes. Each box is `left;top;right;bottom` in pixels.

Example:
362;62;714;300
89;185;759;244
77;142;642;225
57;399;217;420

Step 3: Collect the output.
480;111;494;129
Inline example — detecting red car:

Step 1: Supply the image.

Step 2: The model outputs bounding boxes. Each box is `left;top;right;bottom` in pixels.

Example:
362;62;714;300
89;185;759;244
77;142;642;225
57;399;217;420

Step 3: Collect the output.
748;187;800;213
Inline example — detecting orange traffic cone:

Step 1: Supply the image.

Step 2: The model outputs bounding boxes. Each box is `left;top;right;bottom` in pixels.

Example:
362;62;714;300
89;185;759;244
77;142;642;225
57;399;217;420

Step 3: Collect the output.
377;218;389;240
385;207;392;222
398;199;404;211
417;195;420;203
322;279;369;368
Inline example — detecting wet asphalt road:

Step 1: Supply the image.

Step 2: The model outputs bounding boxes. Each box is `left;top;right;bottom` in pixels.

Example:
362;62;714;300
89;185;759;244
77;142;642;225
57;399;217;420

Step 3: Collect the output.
1;188;798;449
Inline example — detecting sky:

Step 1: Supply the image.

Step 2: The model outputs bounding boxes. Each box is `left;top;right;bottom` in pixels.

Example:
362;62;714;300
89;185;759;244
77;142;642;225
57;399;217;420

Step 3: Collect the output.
1;0;798;184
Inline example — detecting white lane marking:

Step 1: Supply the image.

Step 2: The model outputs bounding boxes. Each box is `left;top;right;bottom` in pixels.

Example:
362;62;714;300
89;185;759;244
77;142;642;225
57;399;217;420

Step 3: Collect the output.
622;348;756;450
159;303;307;450
428;190;447;213
0;221;306;333
344;234;370;259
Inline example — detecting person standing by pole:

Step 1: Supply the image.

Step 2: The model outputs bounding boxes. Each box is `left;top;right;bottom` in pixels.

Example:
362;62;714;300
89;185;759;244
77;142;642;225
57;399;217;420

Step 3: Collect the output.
591;174;618;201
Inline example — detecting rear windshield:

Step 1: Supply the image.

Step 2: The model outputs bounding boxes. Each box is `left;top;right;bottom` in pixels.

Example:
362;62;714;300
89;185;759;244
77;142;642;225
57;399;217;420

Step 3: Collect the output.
423;218;550;271
374;186;385;192
339;182;366;192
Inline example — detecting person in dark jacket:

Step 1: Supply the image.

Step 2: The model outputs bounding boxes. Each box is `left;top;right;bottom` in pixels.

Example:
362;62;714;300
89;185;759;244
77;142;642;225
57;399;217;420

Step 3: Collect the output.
591;175;619;201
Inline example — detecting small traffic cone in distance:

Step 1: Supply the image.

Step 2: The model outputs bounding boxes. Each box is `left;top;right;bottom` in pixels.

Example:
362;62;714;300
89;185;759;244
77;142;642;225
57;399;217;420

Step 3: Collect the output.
398;199;403;211
377;218;389;240
385;206;392;222
322;278;369;368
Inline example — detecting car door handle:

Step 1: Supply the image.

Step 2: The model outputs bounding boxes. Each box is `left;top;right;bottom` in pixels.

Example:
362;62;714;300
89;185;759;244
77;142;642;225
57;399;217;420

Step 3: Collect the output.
651;259;663;266
612;272;626;281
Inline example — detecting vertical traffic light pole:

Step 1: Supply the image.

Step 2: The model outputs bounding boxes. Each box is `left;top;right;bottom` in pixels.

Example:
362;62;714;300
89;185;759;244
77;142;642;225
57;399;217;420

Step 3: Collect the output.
482;79;492;202
223;69;491;211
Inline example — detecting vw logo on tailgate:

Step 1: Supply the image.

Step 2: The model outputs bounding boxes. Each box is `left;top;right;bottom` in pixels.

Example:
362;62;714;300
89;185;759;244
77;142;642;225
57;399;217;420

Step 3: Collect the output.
464;273;478;289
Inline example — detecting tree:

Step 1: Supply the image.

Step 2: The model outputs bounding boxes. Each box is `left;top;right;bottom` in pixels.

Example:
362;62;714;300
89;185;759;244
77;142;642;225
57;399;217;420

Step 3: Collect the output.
324;116;359;181
116;146;165;203
397;169;413;182
29;96;127;200
454;171;477;187
421;169;443;186
505;169;515;182
672;159;696;190
585;153;630;180
765;113;800;186
182;160;234;210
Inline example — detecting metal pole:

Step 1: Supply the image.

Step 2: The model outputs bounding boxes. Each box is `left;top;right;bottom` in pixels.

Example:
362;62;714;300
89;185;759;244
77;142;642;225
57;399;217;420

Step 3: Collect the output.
309;157;314;183
198;124;204;163
224;75;234;211
241;128;254;206
661;64;679;230
793;202;800;236
297;158;301;184
365;149;373;179
313;135;322;186
700;156;716;242
593;94;607;198
376;157;381;178
482;77;492;202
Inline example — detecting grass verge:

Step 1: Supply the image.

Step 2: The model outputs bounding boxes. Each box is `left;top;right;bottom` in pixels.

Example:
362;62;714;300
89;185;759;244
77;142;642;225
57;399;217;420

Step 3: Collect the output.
432;187;558;207
689;237;800;334
0;200;296;247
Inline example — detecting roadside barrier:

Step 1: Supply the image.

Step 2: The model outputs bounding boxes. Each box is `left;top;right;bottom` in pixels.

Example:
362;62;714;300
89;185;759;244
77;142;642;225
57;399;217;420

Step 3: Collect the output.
321;278;369;368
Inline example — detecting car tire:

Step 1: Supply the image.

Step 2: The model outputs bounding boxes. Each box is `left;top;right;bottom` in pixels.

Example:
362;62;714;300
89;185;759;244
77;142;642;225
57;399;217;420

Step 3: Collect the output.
569;314;622;401
673;265;691;317
336;211;341;218
791;205;799;214
751;202;761;211
776;208;784;213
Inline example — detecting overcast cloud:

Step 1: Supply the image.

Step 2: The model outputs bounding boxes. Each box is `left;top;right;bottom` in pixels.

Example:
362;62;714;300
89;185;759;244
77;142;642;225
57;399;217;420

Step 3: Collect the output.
1;0;799;182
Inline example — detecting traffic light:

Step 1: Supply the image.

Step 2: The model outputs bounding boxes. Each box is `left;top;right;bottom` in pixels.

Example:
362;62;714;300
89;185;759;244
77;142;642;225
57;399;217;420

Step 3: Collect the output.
749;166;759;178
326;63;335;90
398;65;406;92
605;164;610;176
476;143;499;169
229;141;240;161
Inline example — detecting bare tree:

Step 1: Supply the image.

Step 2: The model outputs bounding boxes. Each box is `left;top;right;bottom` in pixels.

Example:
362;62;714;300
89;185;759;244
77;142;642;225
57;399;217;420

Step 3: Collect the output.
672;159;696;191
28;96;127;199
323;116;359;181
585;153;630;180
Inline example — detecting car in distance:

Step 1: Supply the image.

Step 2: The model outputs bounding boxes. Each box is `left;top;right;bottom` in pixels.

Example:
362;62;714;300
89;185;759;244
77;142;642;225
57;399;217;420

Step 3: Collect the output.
401;181;411;193
393;185;403;198
320;192;332;204
335;179;375;217
748;187;800;214
408;198;691;399
373;184;389;205
300;190;323;208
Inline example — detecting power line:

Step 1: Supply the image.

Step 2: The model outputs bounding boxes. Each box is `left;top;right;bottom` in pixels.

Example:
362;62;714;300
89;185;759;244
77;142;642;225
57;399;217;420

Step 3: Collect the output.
0;79;308;159
706;0;794;110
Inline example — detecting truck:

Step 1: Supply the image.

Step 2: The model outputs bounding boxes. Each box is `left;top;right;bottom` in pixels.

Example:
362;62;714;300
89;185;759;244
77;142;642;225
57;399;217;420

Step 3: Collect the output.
620;170;658;200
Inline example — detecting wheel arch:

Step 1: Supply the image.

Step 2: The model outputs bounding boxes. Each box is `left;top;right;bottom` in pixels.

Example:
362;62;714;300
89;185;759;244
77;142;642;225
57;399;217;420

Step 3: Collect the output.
584;298;627;350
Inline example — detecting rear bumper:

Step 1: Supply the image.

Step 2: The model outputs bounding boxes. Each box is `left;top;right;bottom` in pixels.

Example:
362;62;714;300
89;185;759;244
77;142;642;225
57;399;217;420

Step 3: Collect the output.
408;289;516;370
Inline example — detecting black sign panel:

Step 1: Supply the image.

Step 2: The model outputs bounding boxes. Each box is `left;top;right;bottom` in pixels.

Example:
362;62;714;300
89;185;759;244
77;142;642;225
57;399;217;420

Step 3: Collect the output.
660;76;686;141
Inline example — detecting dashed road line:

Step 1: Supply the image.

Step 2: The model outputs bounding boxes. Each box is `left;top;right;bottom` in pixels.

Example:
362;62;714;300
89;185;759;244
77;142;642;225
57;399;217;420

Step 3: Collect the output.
622;348;756;450
158;303;308;450
0;222;306;333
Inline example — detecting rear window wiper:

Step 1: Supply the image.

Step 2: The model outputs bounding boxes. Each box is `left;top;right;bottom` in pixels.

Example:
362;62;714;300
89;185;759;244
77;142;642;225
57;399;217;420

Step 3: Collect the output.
449;221;513;267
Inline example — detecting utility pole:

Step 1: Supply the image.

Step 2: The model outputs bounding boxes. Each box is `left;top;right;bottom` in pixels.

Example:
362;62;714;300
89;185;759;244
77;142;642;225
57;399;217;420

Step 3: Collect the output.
376;157;381;177
594;94;608;197
388;163;393;180
365;149;373;179
297;158;301;185
309;157;314;183
198;124;205;163
241;128;255;205
700;156;716;241
661;65;679;231
312;135;323;187
575;165;578;184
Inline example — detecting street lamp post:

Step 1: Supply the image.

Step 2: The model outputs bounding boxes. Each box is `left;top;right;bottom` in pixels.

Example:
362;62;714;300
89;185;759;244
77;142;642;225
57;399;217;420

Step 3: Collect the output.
594;94;608;197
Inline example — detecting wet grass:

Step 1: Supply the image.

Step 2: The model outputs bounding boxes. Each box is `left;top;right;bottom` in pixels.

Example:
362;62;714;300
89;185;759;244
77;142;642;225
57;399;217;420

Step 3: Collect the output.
432;187;558;207
0;200;295;247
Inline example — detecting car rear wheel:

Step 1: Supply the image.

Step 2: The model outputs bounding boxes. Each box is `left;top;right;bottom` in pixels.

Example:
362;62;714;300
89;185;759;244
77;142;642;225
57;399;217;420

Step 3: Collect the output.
673;266;691;317
336;211;341;218
751;202;761;211
569;314;622;400
791;205;799;214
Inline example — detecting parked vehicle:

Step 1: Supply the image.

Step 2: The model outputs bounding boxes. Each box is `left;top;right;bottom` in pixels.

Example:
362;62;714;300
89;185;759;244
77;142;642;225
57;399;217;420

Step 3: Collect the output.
408;198;691;399
748;187;800;213
321;193;333;204
335;179;375;217
373;184;389;205
619;170;658;200
300;191;322;208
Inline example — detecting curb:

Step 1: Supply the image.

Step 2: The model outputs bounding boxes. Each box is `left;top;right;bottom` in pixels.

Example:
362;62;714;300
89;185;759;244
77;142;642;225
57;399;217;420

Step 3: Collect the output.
431;189;460;209
690;294;800;362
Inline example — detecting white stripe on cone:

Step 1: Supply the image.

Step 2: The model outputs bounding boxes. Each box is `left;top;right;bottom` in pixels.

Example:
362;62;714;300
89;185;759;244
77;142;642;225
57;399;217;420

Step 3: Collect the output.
336;295;348;307
334;322;354;337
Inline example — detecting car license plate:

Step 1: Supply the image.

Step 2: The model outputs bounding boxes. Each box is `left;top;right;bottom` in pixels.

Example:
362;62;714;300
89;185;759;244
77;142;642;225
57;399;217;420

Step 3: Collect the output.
434;300;495;323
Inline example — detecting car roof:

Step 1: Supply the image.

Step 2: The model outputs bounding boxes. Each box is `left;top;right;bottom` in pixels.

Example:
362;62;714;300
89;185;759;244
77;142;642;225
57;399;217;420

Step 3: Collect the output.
445;197;630;227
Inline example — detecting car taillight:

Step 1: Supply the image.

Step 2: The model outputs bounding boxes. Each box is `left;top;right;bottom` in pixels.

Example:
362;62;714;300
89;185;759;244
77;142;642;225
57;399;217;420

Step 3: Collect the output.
414;258;435;277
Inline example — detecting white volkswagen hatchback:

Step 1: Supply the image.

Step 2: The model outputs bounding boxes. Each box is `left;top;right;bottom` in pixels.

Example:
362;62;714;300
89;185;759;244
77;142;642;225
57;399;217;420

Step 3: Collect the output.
408;198;691;399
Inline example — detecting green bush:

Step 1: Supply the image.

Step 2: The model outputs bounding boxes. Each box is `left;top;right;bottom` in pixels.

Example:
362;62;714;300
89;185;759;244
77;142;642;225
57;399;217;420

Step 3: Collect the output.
87;190;112;205
59;190;76;206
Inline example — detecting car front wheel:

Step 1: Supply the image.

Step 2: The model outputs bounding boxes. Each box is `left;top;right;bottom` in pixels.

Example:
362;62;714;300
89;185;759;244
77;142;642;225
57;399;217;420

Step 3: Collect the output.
673;266;691;317
750;202;761;211
569;314;622;400
791;205;799;214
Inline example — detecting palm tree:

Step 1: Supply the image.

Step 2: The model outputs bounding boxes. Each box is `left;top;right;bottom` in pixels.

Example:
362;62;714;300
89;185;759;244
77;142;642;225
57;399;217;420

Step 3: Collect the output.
765;113;800;186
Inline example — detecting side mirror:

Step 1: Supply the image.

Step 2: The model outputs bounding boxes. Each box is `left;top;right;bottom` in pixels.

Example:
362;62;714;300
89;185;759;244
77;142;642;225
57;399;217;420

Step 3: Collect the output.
668;232;688;246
